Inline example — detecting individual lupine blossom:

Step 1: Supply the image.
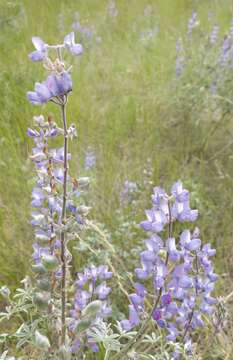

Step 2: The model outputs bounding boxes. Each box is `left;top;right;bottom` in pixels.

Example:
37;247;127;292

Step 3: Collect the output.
209;24;219;45
187;12;199;37
120;181;217;357
84;149;96;170
27;32;82;105
69;265;113;354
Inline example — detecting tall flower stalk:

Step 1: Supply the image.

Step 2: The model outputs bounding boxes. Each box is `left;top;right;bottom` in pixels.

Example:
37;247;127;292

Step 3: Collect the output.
27;32;83;347
60;100;68;343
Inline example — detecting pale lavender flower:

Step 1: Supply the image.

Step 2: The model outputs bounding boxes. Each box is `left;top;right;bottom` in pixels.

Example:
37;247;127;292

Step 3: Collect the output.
70;265;113;353
219;35;231;67
210;25;219;45
121;181;217;354
27;72;72;105
29;37;47;62
187;12;199;37
64;32;83;56
84;149;96;170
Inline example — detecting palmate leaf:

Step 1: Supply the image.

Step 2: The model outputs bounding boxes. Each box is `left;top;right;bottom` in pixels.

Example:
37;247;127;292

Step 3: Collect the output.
87;321;121;352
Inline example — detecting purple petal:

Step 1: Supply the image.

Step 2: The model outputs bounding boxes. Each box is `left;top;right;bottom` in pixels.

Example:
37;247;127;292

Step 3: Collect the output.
70;44;83;56
29;50;45;62
32;36;46;51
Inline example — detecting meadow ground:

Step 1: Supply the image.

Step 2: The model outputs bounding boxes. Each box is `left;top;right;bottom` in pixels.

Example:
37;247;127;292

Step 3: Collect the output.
1;0;233;358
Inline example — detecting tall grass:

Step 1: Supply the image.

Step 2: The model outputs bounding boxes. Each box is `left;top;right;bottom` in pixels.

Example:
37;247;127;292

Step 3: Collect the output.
0;0;233;317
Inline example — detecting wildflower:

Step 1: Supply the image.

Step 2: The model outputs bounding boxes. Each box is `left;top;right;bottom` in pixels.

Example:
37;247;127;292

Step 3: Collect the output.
187;12;199;37
84;149;96;170
27;72;72;105
210;25;219;45
70;265;113;353
29;36;47;62
64;32;83;56
121;181;217;354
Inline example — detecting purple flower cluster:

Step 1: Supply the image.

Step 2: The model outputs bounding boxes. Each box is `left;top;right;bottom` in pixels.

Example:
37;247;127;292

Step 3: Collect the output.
29;116;66;277
70;265;113;353
84;149;96;170
175;39;185;79
187;12;199;37
27;32;83;105
210;25;219;45
120;181;217;355
28;115;89;304
27;72;72;105
29;32;82;62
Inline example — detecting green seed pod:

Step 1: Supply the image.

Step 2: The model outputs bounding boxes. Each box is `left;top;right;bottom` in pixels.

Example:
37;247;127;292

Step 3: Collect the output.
77;177;90;188
37;278;51;291
33;292;49;309
32;263;47;274
41;254;59;271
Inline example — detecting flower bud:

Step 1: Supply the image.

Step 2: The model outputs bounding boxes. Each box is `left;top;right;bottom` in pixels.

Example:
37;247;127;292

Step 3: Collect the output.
77;177;90;188
35;330;50;350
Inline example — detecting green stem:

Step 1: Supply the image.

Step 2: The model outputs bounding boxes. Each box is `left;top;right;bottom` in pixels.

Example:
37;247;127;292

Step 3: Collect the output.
60;101;68;345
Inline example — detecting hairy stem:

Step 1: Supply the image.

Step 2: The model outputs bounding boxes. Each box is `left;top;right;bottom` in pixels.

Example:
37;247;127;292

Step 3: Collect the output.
60;101;68;344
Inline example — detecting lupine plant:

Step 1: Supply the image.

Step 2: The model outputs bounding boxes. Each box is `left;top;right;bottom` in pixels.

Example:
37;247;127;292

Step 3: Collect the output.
0;30;218;360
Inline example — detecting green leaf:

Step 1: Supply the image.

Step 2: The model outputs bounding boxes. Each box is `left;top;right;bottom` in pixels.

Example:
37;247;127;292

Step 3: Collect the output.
75;319;92;334
82;300;102;319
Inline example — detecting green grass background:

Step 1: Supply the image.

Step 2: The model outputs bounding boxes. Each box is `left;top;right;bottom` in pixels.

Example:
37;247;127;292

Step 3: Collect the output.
0;0;233;319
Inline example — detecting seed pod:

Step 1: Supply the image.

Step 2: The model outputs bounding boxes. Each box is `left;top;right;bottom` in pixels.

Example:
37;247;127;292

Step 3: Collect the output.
33;292;50;309
41;254;59;271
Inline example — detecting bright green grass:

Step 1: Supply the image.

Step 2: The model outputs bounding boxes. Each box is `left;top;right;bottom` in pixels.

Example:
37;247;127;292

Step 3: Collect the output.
0;0;232;299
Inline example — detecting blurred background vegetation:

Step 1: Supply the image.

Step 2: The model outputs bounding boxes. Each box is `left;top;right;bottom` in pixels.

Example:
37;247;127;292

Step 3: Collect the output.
1;0;233;356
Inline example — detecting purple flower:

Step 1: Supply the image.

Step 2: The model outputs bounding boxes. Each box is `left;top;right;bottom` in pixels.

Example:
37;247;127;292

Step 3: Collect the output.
27;72;72;105
95;282;111;300
120;305;140;331
29;37;47;62
210;25;219;45
64;32;83;56
187;12;199;37
121;180;217;354
84;149;96;170
70;265;112;354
